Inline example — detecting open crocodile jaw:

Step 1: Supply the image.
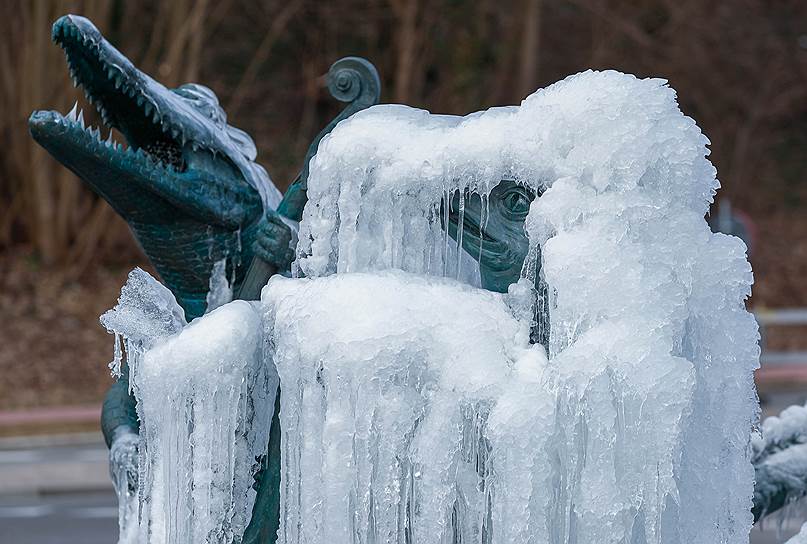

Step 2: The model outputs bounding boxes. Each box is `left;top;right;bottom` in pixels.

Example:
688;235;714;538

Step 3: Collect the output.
27;15;267;317
28;14;260;223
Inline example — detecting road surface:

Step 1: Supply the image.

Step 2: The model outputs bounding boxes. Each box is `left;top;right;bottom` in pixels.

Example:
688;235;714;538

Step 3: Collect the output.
0;430;804;542
0;490;118;544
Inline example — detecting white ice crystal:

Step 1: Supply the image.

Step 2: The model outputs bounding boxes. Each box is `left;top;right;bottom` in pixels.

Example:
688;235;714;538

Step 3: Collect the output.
205;257;233;313
101;267;187;379
788;522;807;544
132;300;274;544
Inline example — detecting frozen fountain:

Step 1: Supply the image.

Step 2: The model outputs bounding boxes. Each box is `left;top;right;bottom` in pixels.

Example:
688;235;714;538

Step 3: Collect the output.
104;70;760;543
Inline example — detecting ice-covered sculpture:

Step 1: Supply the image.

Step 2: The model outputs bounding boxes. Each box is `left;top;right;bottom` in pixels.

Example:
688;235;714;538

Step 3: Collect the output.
103;69;760;544
274;69;760;543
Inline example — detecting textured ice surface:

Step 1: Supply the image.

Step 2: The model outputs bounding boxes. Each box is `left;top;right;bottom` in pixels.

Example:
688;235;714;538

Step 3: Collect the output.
788;523;807;544
134;301;273;544
282;69;760;543
753;403;807;524
105;271;275;544
754;402;807;462
205;257;233;313
262;271;539;544
262;272;695;544
101;267;187;378
111;69;760;543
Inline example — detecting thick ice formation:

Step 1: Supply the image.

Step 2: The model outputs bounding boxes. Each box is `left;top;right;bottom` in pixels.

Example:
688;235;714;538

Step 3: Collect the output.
262;270;693;543
262;272;539;543
133;300;273;543
205;257;234;312
285;69;759;542
104;270;274;544
108;69;760;543
101;267;187;379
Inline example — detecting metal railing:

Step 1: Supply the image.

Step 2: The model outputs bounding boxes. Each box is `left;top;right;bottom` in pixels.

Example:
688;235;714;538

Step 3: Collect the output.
756;309;807;366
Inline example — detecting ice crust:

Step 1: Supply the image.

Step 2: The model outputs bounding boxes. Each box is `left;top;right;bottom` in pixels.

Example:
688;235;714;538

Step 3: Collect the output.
752;403;807;526
788;523;807;544
101;267;187;379
754;402;807;462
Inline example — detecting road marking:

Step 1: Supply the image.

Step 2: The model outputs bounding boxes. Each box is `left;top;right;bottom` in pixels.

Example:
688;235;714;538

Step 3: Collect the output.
0;450;46;463
70;506;118;519
0;505;54;518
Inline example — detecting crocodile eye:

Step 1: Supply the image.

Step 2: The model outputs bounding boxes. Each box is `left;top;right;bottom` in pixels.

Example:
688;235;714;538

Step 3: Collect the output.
501;188;532;219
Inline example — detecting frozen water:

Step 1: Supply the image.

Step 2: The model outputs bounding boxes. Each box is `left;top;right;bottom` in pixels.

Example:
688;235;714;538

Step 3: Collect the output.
283;69;759;542
111;70;760;543
262;271;538;544
754;402;807;462
101;267;187;379
104;270;275;544
205;257;233;313
788;523;807;544
262;271;694;544
753;403;807;525
101;268;188;541
132;300;274;544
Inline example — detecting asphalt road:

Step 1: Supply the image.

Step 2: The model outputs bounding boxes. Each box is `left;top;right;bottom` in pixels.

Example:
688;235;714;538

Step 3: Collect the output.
0;428;804;543
0;490;118;544
0;489;801;543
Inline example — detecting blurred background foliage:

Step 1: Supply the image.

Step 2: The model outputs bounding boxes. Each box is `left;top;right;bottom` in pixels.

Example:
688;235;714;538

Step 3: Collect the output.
0;0;806;409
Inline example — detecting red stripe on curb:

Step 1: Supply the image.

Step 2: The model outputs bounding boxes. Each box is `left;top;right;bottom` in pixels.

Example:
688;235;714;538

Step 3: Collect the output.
0;405;101;426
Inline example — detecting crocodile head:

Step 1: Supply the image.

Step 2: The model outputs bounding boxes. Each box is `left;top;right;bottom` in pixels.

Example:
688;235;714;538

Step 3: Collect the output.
446;180;549;345
28;15;281;319
446;180;541;294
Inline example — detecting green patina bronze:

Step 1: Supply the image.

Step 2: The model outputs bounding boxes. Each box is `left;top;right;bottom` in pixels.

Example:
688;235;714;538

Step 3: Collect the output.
28;13;779;541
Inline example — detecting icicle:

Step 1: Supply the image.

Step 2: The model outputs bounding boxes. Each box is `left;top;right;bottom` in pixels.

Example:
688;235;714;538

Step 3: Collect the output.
205;257;232;312
109;332;123;377
456;188;465;280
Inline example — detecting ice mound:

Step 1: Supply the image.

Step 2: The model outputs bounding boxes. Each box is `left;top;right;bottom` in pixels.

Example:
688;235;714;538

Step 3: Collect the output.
298;70;718;280
752;403;807;525
262;271;540;543
287;69;760;542
261;272;698;543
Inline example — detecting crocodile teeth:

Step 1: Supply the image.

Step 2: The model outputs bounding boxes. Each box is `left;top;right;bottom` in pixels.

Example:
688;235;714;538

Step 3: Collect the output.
114;77;122;90
152;111;160;124
67;101;78;121
106;131;114;146
77;109;85;128
171;128;180;140
143;102;153;116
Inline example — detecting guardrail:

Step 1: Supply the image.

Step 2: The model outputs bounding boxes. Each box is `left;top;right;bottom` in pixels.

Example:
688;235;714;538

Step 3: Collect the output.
756;309;807;366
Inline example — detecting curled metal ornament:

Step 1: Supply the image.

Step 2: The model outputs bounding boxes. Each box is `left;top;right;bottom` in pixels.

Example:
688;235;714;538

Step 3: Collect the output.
326;56;381;106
